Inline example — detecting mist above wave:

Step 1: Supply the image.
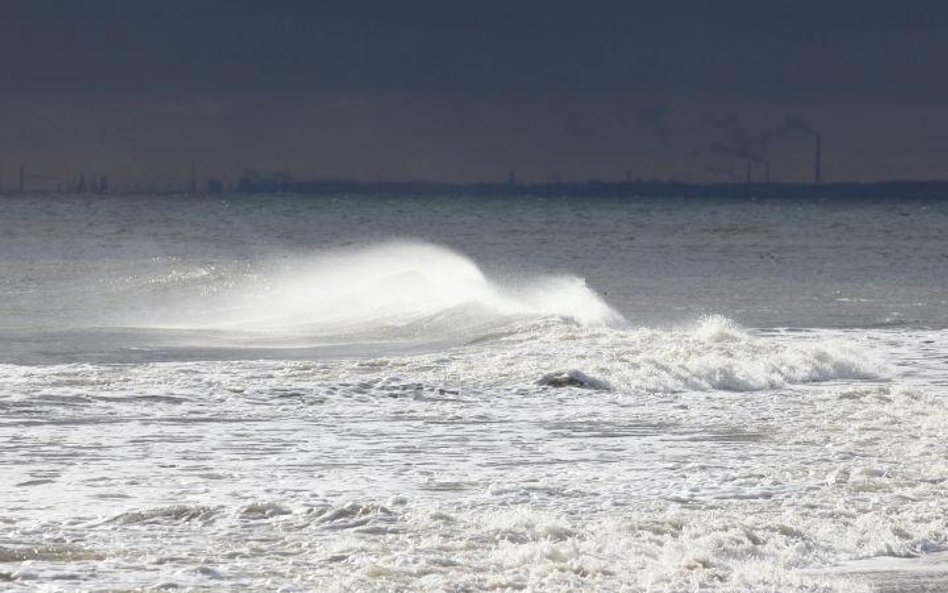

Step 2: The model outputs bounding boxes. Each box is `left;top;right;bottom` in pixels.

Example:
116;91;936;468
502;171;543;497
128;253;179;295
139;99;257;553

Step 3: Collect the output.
149;242;621;342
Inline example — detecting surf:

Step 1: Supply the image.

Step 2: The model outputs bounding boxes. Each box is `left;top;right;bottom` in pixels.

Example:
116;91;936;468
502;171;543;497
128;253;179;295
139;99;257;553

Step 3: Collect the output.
136;241;622;348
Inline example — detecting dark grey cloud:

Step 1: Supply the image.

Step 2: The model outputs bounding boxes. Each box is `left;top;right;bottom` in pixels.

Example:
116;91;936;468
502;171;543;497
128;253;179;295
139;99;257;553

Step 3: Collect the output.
3;0;946;96
1;0;946;182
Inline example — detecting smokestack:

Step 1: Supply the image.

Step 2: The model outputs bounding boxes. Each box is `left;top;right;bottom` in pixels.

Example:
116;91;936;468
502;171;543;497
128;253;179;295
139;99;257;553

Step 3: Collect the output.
814;132;822;185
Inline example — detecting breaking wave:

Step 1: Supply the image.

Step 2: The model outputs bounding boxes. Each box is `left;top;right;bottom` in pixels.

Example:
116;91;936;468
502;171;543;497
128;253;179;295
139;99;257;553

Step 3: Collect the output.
97;242;881;391
338;313;881;394
139;241;621;346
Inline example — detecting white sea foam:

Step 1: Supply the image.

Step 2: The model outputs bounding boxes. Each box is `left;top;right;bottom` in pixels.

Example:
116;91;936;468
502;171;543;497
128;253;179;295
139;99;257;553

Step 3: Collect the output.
3;207;948;593
2;328;945;592
337;314;879;395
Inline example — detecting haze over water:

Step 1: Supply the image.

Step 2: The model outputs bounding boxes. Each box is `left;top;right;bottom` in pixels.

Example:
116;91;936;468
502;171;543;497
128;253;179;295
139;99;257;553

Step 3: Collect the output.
2;193;947;592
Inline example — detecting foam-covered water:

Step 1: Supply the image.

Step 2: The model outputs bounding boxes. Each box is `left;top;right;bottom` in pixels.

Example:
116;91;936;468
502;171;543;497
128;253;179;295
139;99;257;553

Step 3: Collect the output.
1;194;947;592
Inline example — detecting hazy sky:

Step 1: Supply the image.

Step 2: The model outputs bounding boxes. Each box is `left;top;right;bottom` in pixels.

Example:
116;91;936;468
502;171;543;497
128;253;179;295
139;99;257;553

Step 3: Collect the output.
1;0;946;185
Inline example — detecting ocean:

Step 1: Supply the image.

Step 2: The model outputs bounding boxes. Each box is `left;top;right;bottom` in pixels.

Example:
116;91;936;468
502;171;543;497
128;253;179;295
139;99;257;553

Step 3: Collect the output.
1;193;946;592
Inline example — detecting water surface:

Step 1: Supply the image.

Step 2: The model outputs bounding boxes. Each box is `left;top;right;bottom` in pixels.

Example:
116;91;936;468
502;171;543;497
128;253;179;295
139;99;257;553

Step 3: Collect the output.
1;194;946;592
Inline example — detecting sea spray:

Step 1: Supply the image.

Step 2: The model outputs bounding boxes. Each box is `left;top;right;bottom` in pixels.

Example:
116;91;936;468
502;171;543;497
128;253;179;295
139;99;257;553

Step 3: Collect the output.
137;241;622;346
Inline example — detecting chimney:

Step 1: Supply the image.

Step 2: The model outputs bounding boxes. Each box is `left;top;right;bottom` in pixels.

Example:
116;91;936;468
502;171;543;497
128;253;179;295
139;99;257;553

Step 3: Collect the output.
814;132;822;185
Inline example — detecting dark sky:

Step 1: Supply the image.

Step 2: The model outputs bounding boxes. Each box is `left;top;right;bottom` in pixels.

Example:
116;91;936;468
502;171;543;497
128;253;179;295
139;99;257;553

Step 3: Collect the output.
2;0;947;185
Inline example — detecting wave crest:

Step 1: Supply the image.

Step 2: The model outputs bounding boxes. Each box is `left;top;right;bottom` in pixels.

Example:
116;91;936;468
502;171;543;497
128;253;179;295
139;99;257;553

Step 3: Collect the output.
149;242;621;345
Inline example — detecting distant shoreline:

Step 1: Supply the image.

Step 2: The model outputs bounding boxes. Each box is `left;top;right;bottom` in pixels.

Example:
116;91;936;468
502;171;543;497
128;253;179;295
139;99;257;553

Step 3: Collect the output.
5;178;948;200
211;178;948;200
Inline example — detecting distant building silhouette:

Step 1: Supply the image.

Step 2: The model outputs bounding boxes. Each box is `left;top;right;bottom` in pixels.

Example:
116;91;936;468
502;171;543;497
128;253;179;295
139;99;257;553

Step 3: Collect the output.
814;132;822;185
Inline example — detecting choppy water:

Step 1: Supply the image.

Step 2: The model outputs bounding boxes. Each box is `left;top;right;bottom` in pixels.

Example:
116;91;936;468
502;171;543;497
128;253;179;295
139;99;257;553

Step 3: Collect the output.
1;194;947;592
